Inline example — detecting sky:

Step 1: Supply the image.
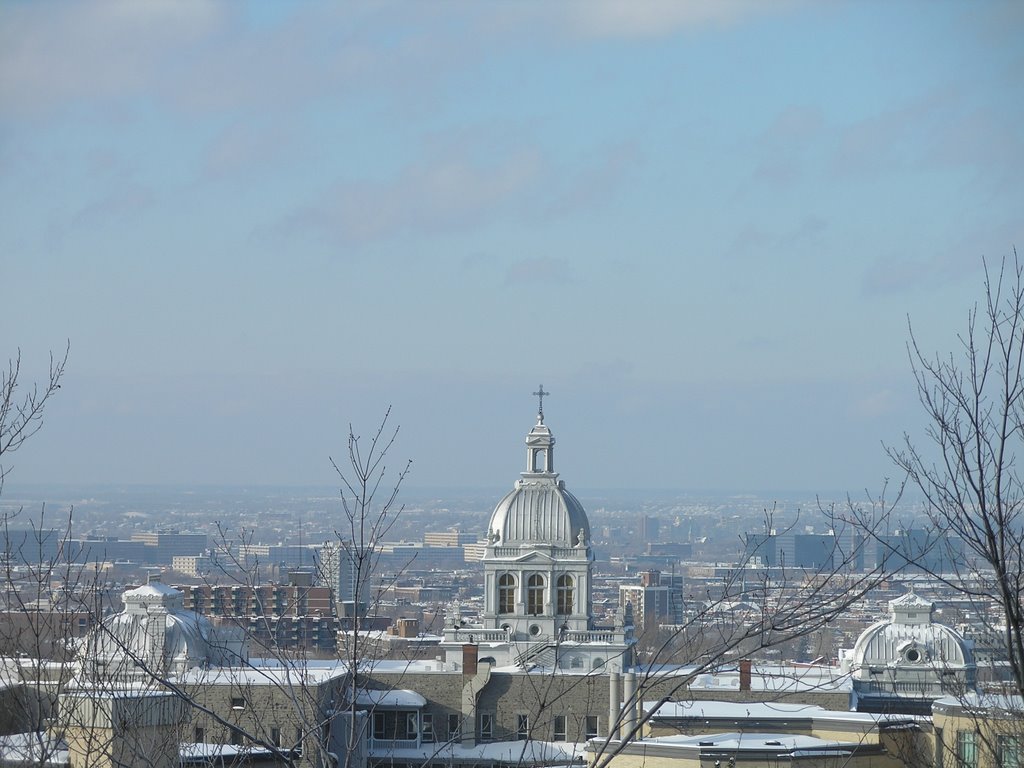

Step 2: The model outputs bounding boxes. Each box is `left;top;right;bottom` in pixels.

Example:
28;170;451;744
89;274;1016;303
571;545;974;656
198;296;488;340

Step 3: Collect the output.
1;1;1022;494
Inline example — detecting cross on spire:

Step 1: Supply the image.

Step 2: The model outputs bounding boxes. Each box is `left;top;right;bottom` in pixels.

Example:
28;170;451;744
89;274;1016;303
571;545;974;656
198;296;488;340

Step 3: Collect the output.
533;384;550;422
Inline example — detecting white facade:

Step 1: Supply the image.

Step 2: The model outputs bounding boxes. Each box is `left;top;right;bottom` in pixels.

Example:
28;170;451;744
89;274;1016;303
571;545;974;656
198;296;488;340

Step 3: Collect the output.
442;405;632;671
79;577;246;683
844;591;975;712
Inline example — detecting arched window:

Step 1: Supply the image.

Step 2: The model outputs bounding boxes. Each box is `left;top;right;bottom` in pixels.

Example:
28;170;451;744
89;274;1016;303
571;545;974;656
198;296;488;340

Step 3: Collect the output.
532;448;547;472
498;574;516;614
557;575;574;615
527;574;545;616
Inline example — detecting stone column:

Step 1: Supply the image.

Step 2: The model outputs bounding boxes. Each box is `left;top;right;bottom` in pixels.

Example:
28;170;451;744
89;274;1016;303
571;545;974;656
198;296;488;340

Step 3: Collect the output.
622;671;636;739
608;671;621;740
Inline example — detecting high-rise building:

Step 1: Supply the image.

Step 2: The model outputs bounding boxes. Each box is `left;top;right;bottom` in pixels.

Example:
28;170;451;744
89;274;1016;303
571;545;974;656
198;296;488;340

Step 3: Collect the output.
424;530;476;547
319;541;369;618
618;570;683;630
640;516;660;543
130;530;208;563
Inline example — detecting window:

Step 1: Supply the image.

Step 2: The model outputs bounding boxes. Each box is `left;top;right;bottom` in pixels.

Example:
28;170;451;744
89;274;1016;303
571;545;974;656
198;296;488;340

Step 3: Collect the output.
585;716;599;740
373;711;418;741
936;727;945;768
516;714;529;740
532;448;547;472
553;715;566;742
270;727;281;747
571;656;583;669
527;574;545;616
448;714;461;741
479;713;493;741
422;714;435;744
557;574;574;615
957;731;977;768
592;657;605;670
230;697;245;710
499;574;516;614
999;736;1023;768
230;728;244;746
194;726;205;743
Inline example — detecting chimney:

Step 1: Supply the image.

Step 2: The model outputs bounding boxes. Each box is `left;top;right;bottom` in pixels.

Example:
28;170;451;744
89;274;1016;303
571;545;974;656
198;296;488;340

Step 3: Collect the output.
462;644;478;676
739;659;752;691
396;617;419;638
640;570;661;587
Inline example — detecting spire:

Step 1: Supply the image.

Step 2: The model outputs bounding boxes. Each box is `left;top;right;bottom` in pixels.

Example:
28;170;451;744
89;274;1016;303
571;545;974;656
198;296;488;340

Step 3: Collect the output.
525;386;556;475
532;384;549;424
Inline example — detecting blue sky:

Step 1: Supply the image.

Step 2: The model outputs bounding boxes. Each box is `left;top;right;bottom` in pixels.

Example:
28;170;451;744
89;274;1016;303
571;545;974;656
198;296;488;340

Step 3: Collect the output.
1;1;1022;492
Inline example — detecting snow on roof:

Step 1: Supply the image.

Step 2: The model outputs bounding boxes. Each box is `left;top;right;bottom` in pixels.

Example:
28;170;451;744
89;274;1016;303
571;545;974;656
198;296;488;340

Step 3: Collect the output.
356;689;427;708
607;732;857;753
639;662;852;692
372;739;583;765
365;659;451;673
180;741;277;760
646;700;827;720
124;582;182;598
933;693;1024;714
177;659;348;686
645;700;906;726
0;732;69;766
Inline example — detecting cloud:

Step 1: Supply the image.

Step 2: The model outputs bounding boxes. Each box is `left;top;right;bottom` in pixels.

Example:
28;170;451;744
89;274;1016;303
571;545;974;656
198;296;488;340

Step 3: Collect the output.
540;143;640;220
0;2;478;120
201;120;291;181
725;214;829;261
276;131;639;248
71;182;154;228
753;105;825;184
0;0;224;117
282;149;544;246
828;89;960;181
862;246;990;297
851;388;899;419
503;257;573;287
0;1;815;121
557;0;805;39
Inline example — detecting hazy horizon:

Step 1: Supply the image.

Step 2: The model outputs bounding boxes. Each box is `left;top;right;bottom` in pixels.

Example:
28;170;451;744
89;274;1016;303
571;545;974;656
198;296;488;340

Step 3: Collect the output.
2;2;1021;492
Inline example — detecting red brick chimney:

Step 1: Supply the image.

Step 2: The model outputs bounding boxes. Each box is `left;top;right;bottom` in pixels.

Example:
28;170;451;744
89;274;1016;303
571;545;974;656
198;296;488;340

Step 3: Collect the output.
739;659;752;691
463;644;478;676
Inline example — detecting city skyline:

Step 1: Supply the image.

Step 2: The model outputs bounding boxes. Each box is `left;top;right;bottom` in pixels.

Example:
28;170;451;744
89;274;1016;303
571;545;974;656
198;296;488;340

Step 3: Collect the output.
2;2;1022;492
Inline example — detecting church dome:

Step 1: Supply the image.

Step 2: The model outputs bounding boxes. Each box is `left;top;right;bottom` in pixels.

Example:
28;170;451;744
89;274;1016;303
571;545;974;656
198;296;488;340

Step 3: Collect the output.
486;408;591;547
489;479;590;546
848;592;973;670
80;577;241;681
846;591;975;711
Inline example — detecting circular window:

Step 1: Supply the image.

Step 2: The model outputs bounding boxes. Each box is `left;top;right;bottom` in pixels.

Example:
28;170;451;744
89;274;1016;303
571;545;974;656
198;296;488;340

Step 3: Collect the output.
905;648;921;663
500;624;511;634
529;624;541;636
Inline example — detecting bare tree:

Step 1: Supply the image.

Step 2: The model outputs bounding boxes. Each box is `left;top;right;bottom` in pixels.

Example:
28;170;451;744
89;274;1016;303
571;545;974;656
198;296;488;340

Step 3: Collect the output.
849;251;1024;768
326;407;412;768
0;344;68;493
884;251;1024;700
